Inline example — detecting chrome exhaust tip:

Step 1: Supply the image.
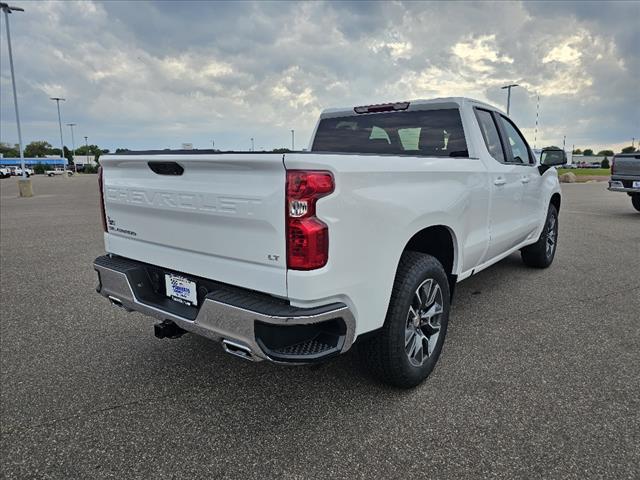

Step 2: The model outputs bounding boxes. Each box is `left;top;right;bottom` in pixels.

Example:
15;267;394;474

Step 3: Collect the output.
108;295;124;308
107;295;133;312
222;339;255;361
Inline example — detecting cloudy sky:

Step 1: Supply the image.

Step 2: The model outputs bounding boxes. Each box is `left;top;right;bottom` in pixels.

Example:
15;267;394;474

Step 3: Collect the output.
1;0;638;153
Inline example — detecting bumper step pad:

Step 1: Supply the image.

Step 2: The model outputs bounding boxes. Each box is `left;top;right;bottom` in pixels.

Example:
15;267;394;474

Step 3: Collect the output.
94;254;355;363
272;337;335;357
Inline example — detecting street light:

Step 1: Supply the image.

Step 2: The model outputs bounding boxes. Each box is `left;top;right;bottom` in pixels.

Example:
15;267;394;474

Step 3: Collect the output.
291;129;295;151
501;83;519;116
1;2;29;192
50;97;66;172
250;137;254;152
67;123;76;172
84;136;89;168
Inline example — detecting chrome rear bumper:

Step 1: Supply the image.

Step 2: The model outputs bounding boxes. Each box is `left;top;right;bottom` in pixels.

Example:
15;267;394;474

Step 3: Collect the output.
608;180;640;193
94;255;355;363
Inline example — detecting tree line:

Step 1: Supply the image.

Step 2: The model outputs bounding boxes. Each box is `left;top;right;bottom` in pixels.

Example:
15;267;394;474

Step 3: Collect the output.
1;143;294;159
572;146;637;156
0;140;108;164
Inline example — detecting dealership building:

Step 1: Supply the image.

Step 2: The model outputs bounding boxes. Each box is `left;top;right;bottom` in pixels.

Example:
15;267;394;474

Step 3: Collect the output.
0;156;67;168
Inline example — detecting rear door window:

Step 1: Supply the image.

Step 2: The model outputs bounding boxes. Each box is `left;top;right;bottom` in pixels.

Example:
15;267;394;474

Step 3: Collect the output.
475;109;505;163
369;126;391;143
312;108;468;158
398;127;421;150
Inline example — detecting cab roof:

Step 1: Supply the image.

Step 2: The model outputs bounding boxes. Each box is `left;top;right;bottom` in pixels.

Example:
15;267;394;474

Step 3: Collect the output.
319;97;505;119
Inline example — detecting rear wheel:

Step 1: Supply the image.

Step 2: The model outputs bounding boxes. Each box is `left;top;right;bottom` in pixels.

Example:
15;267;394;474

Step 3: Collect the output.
632;195;640;212
358;251;450;388
521;204;558;268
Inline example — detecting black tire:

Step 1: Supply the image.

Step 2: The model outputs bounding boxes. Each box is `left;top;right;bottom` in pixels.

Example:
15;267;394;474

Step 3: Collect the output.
521;204;558;268
358;251;450;388
632;195;640;212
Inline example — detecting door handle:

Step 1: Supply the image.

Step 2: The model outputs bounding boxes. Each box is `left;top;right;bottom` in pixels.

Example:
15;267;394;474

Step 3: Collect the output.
494;177;506;186
520;176;530;184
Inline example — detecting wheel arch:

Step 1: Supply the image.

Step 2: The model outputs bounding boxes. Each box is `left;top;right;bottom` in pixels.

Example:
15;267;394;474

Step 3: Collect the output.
550;192;561;212
401;225;459;299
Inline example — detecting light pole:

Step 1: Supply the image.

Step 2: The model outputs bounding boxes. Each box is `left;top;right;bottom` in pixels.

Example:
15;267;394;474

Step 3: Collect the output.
562;135;566;153
50;97;66;172
1;2;30;193
501;84;519;116
84;136;89;168
250;137;254;152
67;123;76;172
533;93;540;149
291;129;295;151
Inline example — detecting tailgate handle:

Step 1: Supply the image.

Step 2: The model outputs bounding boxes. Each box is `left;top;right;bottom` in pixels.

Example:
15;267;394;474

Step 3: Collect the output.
148;162;184;176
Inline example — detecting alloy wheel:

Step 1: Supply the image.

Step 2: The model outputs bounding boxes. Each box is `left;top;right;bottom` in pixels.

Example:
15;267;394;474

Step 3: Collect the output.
546;213;557;258
405;278;444;367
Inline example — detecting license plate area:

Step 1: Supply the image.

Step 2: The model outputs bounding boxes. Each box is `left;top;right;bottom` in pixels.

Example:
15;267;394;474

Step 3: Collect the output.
165;273;198;306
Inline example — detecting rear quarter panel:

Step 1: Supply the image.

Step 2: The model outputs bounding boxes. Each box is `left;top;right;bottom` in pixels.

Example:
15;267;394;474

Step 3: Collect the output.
284;153;489;335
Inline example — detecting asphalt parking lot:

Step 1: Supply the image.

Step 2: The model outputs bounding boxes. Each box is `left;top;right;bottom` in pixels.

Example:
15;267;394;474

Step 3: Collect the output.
1;175;639;479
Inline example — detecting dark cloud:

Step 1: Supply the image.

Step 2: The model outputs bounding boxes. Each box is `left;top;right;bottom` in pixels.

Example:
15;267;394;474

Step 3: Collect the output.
1;0;638;152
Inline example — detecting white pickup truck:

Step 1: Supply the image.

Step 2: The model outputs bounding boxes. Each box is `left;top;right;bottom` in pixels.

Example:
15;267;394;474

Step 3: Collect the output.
94;97;565;387
46;168;73;177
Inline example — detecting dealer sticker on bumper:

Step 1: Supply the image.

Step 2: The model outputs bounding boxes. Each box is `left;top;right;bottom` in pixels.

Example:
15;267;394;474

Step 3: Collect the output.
165;273;197;306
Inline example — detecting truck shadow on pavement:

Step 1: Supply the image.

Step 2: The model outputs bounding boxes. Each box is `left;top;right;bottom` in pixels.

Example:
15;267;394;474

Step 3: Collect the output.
120;251;530;404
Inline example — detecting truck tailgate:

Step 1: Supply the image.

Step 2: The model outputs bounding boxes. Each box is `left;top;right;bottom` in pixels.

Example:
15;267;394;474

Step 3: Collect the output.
100;154;287;297
613;154;640;177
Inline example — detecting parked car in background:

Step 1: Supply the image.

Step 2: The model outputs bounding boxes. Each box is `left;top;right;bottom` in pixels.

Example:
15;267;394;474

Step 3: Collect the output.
0;167;11;179
3;166;33;177
13;167;34;177
46;168;73;177
577;161;602;169
608;153;640;212
94;97;565;388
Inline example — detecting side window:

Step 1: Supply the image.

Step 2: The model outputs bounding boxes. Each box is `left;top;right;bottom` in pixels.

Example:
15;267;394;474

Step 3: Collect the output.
475;109;505;162
369;126;390;143
498;116;532;164
398;127;421;150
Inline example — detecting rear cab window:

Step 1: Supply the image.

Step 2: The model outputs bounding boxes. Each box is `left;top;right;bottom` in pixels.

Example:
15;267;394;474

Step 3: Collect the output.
312;109;469;158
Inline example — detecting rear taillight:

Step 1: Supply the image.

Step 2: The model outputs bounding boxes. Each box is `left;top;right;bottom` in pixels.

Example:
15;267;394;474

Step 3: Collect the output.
286;170;334;270
98;166;107;232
